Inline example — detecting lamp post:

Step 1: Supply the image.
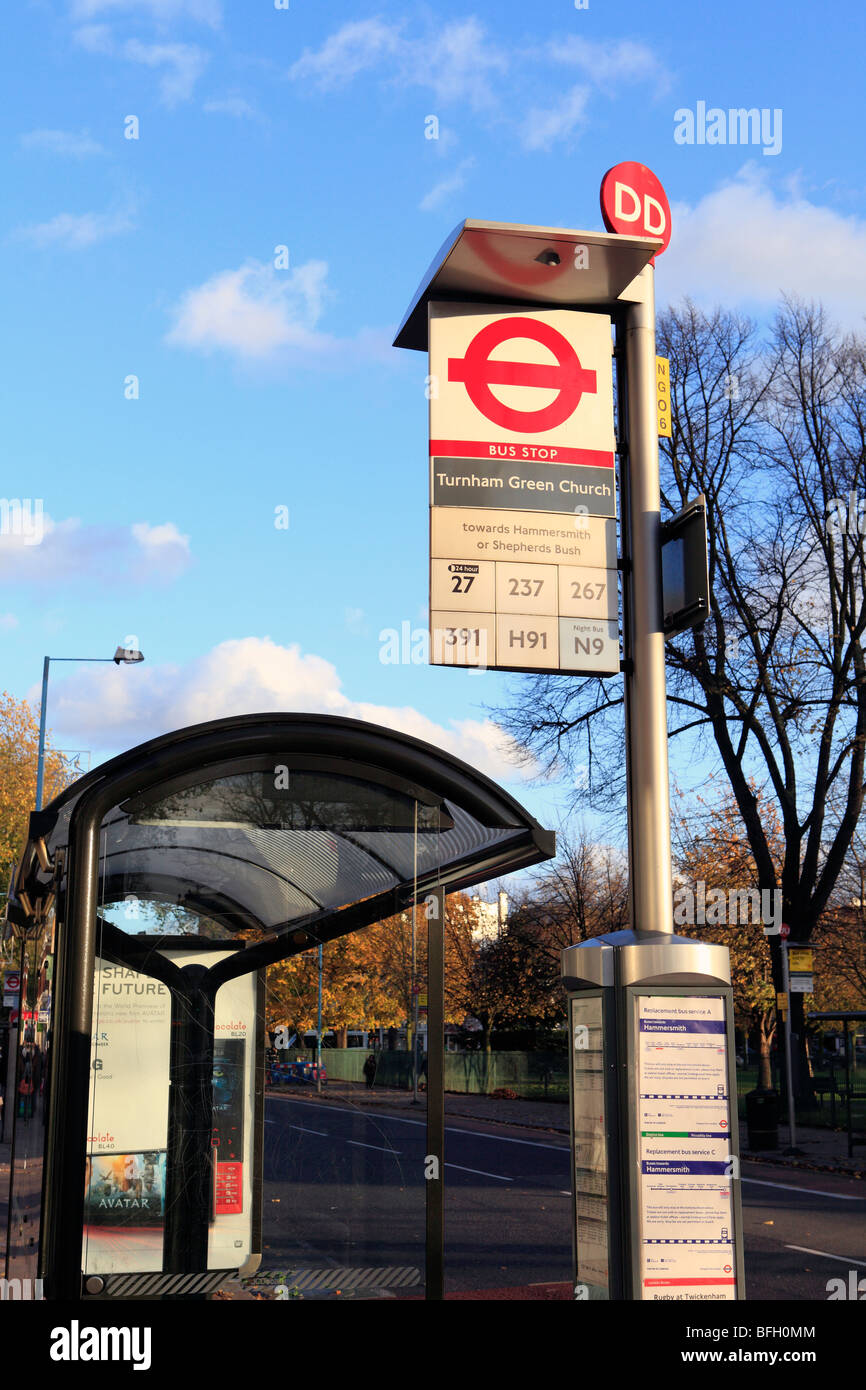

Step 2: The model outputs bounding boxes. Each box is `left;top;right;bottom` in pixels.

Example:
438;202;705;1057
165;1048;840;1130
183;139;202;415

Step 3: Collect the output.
35;646;144;810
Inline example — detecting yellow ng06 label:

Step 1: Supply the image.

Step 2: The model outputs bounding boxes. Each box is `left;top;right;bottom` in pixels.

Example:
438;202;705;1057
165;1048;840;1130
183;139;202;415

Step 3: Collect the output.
656;357;672;438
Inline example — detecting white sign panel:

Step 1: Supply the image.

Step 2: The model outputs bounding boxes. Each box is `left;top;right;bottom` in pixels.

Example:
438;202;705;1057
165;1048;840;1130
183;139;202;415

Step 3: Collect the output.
636;996;737;1301
427;301;621;676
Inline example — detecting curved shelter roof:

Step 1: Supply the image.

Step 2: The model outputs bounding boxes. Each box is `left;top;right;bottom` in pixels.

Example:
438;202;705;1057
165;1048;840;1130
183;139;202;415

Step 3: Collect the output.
13;713;555;954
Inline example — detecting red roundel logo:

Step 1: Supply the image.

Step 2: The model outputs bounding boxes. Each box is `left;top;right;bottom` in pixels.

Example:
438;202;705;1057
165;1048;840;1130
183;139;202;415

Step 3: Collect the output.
447;316;597;433
600;162;671;258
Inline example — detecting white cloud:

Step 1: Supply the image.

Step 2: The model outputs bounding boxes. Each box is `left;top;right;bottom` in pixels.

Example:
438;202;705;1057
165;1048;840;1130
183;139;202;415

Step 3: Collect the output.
73;23;116;53
203;95;257;119
521;37;667;150
521;85;590;151
15;202;134;249
549;36;669;93
37;635;529;785
123;39;208;104
288;18;403;90
658;167;866;326
20;128;104;158
72;22;209;103
166;259;333;359
417;18;507;108
128;522;192;580
290;16;507;109
70;0;221;26
0;515;191;585
419;156;475;211
0;613;18;631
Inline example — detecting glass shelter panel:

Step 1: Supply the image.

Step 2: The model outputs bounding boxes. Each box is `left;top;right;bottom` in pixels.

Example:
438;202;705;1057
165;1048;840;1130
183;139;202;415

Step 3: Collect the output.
4;930;49;1293
256;893;433;1298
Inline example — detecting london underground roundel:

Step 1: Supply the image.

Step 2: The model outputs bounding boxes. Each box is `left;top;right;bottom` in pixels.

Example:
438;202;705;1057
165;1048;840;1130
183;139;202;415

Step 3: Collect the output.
429;302;616;469
600;162;671;258
447;316;597;434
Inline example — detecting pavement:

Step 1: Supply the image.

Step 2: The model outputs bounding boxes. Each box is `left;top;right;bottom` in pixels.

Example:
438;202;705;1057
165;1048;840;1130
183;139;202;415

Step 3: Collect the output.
274;1078;866;1177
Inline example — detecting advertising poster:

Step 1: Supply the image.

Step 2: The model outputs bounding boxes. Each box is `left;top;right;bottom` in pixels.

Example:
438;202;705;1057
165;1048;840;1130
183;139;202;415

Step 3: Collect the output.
636;995;737;1301
84;951;258;1276
85;1152;167;1227
570;995;609;1295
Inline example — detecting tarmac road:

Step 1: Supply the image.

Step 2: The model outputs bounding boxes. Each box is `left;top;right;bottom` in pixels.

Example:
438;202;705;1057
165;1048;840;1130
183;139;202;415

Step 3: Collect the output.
261;1093;866;1300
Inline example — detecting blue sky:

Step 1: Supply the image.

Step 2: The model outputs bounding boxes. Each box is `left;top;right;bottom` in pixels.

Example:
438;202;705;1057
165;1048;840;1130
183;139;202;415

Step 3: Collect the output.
2;0;866;854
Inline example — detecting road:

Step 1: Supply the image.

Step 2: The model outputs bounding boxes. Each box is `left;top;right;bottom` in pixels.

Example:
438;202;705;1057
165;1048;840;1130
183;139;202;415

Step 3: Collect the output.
262;1094;865;1300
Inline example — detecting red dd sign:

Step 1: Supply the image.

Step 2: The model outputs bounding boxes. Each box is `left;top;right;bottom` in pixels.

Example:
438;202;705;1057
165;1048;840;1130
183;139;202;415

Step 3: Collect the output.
600;163;671;259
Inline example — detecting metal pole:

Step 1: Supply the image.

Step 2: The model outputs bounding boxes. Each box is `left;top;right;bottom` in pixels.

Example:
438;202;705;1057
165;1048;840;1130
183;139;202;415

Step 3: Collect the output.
411;803;418;1102
413;983;420;1104
36;656;130;812
844;1021;852;1160
425;886;445;1300
622;268;674;935
35;656;50;812
780;939;797;1149
316;942;323;1094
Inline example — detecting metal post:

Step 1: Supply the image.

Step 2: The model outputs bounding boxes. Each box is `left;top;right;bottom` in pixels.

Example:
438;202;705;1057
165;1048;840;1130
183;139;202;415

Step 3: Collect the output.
622;269;674;935
425;886;444;1300
844;1021;852;1160
163;969;216;1276
316;942;323;1094
780;939;798;1150
412;957;420;1106
411;804;418;1101
35;657;50;812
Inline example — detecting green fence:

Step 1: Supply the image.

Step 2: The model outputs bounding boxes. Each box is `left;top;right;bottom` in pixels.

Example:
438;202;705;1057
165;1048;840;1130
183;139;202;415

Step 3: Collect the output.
273;1049;864;1121
277;1049;569;1100
735;1062;866;1129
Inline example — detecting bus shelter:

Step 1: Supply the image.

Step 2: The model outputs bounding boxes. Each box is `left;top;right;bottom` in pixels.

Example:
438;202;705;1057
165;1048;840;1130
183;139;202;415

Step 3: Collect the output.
4;713;554;1300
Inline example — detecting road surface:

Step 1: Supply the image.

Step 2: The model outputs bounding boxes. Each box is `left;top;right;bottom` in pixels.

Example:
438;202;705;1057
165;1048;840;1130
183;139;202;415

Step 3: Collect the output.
261;1094;865;1299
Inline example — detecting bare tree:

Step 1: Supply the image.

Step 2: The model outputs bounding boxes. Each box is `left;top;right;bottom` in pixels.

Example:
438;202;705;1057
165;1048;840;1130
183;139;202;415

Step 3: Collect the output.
493;298;866;1096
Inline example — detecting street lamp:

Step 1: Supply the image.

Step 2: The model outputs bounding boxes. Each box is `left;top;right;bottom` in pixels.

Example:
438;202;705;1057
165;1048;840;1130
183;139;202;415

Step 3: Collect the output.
35;646;145;810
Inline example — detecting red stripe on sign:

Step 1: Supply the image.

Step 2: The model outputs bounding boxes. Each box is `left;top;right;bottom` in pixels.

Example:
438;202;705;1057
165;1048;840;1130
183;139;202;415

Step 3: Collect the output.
644;1279;737;1287
429;439;615;468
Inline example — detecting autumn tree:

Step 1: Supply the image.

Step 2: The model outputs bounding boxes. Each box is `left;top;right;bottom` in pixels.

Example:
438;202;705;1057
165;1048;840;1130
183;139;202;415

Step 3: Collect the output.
672;786;783;1087
265;892;485;1042
810;817;866;1013
0;690;72;904
445;913;562;1051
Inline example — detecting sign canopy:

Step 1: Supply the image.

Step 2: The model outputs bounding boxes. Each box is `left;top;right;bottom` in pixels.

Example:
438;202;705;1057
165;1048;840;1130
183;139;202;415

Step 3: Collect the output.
394;219;662;352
